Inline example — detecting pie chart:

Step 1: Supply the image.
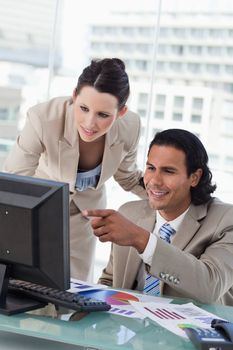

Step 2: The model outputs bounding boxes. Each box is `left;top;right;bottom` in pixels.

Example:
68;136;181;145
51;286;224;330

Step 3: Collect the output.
80;289;139;305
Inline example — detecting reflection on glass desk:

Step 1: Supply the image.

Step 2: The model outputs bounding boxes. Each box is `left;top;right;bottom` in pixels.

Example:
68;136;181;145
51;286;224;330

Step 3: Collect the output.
0;300;232;350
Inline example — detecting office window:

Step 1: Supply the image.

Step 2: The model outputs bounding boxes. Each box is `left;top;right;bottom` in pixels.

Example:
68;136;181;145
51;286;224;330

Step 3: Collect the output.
140;127;145;137
192;98;203;110
106;26;118;35
220;136;233;149
138;109;146;117
191;114;202;123
190;28;205;38
174;96;184;108
157;61;166;72
225;156;233;167
0;144;10;152
221;118;233;134
153;128;162;135
173;28;186;38
225;65;233;75
135;60;148;71
188;63;201;73
158;44;168;54
106;43;118;50
0;28;4;39
154;111;164;119
159;27;170;38
224;83;233;93
139;93;148;105
122;27;135;36
189;45;202;55
155;94;166;107
0;108;8;120
206;64;220;74
172;112;183;121
207;46;222;56
0;138;14;152
92;26;105;35
227;47;233;56
209;154;220;167
209;29;224;38
170;62;183;72
138;44;151;53
228;29;233;38
138;27;154;36
222;100;233;115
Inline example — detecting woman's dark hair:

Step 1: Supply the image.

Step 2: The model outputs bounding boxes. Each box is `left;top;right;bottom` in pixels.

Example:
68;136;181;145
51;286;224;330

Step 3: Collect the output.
147;129;216;205
75;58;130;109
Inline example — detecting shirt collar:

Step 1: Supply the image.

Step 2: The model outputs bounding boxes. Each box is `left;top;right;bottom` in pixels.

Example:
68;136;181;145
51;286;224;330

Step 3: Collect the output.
154;207;190;235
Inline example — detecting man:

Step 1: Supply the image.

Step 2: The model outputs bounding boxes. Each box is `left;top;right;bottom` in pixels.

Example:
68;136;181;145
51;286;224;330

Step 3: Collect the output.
83;129;233;305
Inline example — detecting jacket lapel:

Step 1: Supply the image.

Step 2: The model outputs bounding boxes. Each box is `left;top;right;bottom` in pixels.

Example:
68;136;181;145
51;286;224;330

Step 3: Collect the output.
96;125;125;188
160;202;208;294
59;103;79;192
172;203;207;250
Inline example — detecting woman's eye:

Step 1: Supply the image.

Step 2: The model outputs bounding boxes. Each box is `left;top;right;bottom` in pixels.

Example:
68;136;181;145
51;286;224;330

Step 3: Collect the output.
98;112;110;118
80;106;88;112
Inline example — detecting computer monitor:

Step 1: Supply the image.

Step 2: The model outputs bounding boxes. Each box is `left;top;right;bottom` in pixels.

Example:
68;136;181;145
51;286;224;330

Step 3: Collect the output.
0;172;70;315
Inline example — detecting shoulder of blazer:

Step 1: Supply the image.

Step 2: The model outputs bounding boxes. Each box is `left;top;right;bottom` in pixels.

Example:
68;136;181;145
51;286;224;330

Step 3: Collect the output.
119;109;141;129
119;199;154;218
107;109;141;147
188;197;233;222
27;96;72;123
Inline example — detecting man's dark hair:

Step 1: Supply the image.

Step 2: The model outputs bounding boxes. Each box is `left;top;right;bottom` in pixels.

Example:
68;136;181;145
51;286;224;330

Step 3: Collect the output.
75;58;130;109
148;128;216;205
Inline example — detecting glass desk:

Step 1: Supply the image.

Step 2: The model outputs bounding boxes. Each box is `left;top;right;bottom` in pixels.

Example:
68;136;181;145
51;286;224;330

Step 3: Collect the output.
0;301;232;350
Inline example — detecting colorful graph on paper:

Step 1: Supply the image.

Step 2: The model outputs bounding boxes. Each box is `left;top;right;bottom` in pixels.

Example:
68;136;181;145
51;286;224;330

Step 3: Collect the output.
79;289;139;305
144;306;185;320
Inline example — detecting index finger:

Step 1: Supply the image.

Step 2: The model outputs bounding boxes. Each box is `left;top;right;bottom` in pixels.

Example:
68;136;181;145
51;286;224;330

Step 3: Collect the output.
82;209;115;218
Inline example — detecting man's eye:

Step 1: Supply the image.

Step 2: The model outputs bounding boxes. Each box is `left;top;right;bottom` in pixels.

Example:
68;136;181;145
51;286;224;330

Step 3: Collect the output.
80;106;88;112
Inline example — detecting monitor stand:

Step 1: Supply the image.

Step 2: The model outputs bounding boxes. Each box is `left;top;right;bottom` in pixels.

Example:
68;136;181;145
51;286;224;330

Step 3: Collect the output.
0;264;46;315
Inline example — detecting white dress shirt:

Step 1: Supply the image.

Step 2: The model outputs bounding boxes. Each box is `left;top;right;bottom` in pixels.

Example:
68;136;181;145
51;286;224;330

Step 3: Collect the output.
140;208;189;265
135;208;189;291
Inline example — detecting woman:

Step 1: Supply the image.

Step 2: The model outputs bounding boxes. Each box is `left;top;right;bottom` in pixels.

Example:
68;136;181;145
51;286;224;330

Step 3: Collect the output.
3;58;146;282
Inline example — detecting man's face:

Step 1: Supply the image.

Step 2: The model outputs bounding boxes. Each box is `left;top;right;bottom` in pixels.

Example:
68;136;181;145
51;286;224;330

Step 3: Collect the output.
144;144;202;221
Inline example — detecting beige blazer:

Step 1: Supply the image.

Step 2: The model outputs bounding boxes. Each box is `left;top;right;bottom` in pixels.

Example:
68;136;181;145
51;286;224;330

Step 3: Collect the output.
3;96;146;210
3;96;147;281
99;198;233;306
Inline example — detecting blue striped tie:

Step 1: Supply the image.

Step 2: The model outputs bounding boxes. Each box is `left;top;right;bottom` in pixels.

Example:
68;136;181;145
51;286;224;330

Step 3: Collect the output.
143;223;175;296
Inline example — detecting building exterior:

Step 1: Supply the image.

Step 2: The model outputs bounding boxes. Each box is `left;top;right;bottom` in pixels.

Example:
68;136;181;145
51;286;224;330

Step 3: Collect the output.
0;0;60;67
0;86;21;168
0;0;62;168
1;5;233;182
88;11;233;173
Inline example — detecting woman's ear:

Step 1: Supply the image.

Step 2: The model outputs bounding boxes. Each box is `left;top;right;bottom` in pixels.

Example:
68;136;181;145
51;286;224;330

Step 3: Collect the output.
72;88;77;103
117;105;128;119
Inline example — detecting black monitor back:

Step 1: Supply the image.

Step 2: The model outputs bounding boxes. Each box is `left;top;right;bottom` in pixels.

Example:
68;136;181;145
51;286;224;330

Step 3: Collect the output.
0;172;70;291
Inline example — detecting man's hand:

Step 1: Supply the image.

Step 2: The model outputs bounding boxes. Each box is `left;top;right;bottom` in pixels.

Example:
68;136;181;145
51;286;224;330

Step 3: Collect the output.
82;209;150;253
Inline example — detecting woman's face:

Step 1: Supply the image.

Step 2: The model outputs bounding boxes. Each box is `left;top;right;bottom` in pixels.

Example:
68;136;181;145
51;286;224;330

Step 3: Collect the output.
73;86;127;142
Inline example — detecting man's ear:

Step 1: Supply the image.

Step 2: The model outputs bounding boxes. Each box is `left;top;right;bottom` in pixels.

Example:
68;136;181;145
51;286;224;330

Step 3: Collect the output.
117;105;128;119
191;168;203;187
